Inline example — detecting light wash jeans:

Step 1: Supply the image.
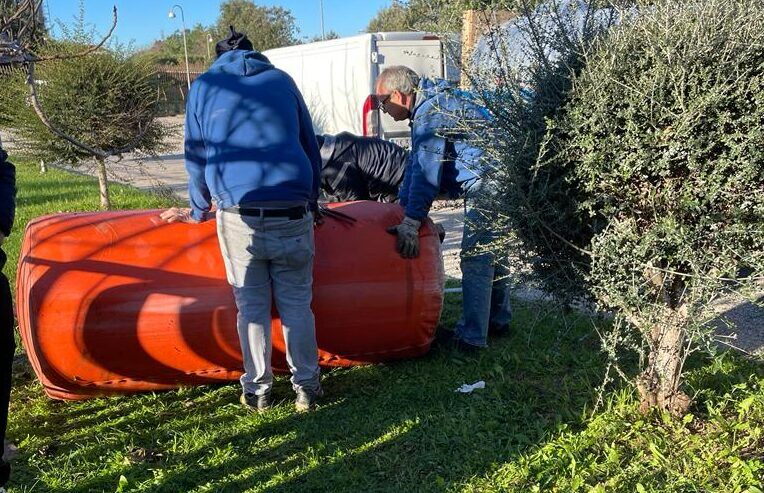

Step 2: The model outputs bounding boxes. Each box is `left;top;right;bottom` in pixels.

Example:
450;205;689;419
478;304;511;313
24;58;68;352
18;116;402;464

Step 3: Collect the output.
454;183;512;347
216;210;320;396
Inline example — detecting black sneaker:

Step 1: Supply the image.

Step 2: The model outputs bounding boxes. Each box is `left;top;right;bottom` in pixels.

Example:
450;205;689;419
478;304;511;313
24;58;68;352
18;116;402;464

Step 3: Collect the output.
488;323;511;338
433;329;457;347
435;330;482;353
454;338;482;353
240;391;272;412
295;386;324;413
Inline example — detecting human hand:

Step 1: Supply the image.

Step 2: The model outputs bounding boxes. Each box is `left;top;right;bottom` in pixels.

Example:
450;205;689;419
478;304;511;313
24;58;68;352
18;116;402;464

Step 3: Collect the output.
159;207;200;224
386;216;422;258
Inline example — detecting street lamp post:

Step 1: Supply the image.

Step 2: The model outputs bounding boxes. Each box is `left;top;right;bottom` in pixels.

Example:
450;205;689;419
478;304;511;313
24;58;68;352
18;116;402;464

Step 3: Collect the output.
319;0;325;41
168;4;191;90
206;33;212;63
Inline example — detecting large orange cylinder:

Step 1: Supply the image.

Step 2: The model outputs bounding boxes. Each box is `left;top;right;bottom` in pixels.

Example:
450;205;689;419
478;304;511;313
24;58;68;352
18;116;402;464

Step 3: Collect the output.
16;202;444;400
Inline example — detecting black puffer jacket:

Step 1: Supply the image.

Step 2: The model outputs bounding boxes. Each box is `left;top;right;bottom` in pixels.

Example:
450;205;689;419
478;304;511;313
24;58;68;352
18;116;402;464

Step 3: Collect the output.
318;132;407;203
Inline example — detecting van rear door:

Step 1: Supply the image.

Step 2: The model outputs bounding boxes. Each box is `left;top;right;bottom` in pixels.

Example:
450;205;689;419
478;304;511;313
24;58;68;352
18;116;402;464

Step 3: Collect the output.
375;39;445;147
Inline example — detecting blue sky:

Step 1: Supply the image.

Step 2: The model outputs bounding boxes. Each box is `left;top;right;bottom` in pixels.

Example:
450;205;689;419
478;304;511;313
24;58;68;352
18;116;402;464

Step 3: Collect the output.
46;0;393;50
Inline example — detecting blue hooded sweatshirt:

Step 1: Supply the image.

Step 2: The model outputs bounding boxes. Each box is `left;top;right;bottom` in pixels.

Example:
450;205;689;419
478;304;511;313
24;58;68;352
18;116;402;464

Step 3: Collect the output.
184;50;321;221
398;77;491;221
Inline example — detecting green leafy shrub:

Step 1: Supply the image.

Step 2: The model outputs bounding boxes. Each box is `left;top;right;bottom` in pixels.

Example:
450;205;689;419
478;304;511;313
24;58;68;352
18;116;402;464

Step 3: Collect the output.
0;40;166;208
473;0;764;414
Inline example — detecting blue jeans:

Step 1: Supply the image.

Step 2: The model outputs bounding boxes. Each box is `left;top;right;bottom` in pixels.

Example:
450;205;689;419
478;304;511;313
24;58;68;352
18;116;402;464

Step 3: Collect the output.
454;193;512;347
216;210;320;396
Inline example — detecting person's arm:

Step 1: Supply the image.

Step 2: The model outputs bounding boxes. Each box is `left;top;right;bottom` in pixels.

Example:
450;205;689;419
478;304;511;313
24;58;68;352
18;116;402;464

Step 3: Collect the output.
184;92;211;223
403;115;446;221
397;152;413;207
294;86;321;206
0;149;16;244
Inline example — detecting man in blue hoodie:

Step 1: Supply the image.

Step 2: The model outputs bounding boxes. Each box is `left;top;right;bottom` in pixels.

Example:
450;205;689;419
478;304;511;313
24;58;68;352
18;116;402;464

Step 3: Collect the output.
160;28;323;412
375;65;511;352
0;146;16;491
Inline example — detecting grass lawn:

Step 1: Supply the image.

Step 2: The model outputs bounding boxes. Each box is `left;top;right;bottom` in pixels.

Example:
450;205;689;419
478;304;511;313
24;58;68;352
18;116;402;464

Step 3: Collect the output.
4;160;764;492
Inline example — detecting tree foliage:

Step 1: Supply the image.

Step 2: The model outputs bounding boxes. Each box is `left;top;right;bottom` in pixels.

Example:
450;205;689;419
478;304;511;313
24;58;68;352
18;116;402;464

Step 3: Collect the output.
304;30;340;44
0;38;166;208
0;0;46;48
469;0;764;414
146;23;215;66
1;47;163;160
138;0;298;65
366;1;411;32
366;0;526;33
215;0;297;51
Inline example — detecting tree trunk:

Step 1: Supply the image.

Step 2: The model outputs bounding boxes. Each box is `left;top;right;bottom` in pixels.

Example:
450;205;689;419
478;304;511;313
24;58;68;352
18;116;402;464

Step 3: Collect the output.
96;158;111;210
636;311;691;416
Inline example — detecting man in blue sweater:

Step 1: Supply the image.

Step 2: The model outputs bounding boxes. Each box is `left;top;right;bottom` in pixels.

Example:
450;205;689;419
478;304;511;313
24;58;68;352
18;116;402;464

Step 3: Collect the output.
376;65;511;351
0;146;16;491
160;28;323;412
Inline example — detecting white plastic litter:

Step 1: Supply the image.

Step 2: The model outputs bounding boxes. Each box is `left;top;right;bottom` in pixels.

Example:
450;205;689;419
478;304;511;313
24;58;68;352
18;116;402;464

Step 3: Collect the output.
455;380;486;394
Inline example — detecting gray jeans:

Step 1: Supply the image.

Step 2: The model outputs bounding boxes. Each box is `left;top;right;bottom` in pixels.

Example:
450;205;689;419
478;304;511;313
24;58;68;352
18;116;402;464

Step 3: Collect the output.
216;210;320;396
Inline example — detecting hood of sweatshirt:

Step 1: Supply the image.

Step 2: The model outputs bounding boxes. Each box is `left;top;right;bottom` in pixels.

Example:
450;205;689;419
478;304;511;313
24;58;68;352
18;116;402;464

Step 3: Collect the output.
209;49;274;77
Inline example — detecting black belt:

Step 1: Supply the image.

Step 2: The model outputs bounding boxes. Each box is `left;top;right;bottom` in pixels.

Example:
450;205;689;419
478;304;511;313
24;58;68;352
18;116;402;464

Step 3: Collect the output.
224;205;307;219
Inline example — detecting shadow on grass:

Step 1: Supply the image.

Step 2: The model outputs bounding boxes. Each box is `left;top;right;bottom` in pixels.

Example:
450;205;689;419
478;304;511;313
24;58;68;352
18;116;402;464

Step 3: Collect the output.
8;298;763;492
8;298;610;492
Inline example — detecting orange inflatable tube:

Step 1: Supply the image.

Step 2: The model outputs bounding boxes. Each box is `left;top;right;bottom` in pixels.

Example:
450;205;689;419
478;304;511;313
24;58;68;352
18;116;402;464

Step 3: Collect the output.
16;202;444;400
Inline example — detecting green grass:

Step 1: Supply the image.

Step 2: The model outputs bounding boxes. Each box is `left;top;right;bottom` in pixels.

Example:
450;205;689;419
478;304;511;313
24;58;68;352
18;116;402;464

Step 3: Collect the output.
4;160;764;492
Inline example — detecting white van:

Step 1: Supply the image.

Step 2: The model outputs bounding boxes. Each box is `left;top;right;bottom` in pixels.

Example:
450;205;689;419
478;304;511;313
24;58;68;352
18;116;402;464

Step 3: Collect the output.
263;32;459;147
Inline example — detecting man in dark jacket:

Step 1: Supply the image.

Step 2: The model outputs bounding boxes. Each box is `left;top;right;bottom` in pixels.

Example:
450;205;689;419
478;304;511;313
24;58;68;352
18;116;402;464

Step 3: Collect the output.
160;28;323;412
316;132;407;203
0;146;16;491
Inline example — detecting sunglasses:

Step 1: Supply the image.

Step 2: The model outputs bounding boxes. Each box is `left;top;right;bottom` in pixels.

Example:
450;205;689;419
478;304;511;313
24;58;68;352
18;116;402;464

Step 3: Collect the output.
376;93;392;113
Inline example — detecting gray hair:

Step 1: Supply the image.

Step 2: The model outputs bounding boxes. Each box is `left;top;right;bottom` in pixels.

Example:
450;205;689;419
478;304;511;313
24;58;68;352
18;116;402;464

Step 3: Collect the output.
377;65;420;94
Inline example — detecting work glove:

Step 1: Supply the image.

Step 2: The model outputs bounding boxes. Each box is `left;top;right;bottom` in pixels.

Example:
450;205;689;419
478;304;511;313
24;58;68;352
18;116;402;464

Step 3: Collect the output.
386;216;422;259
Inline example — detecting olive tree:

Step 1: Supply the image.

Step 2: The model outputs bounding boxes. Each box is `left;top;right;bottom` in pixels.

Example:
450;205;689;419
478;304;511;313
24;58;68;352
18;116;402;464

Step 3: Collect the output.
468;0;763;415
0;3;166;209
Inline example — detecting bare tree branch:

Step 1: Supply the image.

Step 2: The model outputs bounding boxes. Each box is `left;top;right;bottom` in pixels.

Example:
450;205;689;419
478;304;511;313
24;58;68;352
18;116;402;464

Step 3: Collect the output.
32;6;118;62
0;0;37;35
4;4;154;158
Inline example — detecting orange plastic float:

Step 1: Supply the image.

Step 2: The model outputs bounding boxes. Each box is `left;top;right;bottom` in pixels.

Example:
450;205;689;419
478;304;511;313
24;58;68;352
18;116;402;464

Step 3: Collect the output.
16;202;444;400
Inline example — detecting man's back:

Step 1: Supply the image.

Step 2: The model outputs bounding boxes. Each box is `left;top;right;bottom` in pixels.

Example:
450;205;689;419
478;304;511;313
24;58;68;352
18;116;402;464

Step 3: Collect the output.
185;50;320;213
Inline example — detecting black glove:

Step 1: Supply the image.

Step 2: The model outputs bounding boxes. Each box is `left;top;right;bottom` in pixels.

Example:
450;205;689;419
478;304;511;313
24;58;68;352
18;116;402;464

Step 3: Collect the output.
386;216;422;258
